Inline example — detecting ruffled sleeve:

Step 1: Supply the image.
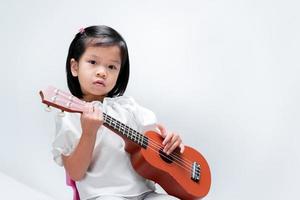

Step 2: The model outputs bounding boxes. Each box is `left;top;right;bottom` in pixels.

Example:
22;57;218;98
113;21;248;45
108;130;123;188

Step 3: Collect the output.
51;112;81;166
105;96;160;134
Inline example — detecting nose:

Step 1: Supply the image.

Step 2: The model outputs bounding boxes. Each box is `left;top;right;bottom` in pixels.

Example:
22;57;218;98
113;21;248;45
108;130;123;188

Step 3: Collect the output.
96;66;107;78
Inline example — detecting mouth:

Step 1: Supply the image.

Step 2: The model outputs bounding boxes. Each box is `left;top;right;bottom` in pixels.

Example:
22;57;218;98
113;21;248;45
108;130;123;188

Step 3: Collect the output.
93;80;106;87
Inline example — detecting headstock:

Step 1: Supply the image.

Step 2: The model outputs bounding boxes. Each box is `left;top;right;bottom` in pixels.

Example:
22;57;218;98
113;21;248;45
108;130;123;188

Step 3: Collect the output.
39;86;85;113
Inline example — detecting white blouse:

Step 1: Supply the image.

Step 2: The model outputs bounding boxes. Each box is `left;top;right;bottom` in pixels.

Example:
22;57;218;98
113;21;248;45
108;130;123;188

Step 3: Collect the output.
52;96;159;200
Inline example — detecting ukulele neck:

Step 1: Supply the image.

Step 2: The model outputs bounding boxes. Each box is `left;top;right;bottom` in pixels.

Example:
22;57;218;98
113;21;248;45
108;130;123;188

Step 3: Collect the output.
103;113;148;148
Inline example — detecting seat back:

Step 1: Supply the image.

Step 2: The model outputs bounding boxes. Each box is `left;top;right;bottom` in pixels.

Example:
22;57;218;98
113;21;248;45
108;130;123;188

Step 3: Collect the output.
66;173;80;200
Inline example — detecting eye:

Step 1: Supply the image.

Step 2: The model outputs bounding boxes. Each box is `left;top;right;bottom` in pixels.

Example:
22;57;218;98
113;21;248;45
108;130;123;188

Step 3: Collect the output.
108;65;117;70
88;60;96;65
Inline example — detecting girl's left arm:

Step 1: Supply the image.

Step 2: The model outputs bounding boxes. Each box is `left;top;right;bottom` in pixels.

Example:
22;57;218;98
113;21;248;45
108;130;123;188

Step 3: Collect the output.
156;123;185;155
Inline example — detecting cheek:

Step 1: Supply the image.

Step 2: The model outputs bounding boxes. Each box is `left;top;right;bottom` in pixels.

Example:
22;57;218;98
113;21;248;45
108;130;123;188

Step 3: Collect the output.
111;70;120;80
110;76;118;87
108;73;119;88
77;73;90;89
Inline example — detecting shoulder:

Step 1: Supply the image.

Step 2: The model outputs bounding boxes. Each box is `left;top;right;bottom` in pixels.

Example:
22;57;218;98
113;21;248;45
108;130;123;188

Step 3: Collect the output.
104;95;154;116
103;96;153;114
103;95;138;109
104;96;157;127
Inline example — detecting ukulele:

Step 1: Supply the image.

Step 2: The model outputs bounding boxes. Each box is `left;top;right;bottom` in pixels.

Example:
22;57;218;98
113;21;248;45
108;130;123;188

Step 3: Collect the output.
39;86;211;199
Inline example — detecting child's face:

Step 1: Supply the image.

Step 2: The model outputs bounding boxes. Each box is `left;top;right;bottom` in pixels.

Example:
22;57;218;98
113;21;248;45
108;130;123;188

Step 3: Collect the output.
70;45;121;102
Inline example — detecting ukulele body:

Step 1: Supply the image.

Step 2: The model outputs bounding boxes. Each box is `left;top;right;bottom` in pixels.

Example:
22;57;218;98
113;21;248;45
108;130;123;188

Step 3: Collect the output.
122;131;211;200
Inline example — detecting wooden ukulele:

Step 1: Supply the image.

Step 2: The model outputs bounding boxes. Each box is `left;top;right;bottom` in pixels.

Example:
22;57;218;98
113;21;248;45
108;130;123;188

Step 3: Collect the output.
39;86;211;199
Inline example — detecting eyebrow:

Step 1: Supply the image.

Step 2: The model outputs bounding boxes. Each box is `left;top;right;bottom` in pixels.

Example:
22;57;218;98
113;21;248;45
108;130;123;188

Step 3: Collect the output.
88;54;99;58
110;60;121;64
88;54;121;64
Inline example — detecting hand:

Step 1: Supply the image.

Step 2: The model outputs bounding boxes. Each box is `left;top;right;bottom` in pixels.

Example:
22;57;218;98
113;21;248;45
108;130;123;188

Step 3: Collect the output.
157;123;185;155
81;103;103;136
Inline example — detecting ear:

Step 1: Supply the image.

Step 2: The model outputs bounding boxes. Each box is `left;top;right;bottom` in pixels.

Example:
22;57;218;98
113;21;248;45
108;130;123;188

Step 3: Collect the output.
70;58;79;77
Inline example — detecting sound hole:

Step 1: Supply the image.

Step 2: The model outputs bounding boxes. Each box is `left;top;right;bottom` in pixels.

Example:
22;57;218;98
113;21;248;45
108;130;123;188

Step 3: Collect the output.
159;148;174;164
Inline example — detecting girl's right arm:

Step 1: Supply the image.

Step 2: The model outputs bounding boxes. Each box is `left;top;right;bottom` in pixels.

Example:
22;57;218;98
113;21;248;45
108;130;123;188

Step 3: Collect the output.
62;104;103;181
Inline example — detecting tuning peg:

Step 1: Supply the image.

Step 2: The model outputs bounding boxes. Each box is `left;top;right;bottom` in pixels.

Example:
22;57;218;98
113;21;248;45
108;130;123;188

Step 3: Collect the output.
45;105;52;112
58;110;65;117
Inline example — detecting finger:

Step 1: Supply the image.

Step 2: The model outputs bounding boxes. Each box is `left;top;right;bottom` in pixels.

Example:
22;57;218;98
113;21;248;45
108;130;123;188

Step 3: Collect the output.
179;143;185;153
95;107;103;120
93;106;99;115
89;105;94;115
166;140;181;155
92;106;99;119
162;132;173;145
82;103;90;114
163;142;171;153
164;134;180;152
85;103;93;113
157;123;167;138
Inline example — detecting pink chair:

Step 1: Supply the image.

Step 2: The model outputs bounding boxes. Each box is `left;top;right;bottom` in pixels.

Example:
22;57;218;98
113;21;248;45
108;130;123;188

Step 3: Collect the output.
66;173;80;200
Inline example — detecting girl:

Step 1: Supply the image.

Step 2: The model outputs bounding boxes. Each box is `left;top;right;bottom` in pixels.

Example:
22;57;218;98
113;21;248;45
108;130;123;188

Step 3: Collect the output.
52;25;184;200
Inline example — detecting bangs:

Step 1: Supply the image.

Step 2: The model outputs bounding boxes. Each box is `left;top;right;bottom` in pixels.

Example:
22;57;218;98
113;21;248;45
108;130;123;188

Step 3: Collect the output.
84;37;118;48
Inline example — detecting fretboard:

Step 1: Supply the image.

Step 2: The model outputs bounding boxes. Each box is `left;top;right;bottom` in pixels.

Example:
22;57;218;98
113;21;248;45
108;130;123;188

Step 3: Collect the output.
103;113;148;148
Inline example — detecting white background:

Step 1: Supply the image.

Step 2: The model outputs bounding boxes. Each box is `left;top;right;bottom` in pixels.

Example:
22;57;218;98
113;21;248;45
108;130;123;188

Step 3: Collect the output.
0;0;299;199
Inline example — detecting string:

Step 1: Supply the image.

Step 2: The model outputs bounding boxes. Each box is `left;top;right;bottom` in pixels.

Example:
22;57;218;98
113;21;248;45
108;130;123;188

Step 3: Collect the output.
48;88;200;173
44;88;201;174
105;115;199;172
103;115;199;172
103;113;199;172
48;88;200;174
103;111;198;172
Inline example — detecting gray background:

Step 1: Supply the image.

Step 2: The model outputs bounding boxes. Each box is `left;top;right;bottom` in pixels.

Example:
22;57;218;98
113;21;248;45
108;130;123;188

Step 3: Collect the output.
0;0;299;199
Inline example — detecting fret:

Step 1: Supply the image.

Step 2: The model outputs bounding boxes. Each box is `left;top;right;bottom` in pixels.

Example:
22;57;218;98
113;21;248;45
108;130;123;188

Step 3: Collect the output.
124;126;130;138
137;131;141;146
116;120;121;132
135;130;139;143
142;136;148;148
129;127;133;140
127;127;132;139
132;129;136;142
130;128;136;142
103;113;148;149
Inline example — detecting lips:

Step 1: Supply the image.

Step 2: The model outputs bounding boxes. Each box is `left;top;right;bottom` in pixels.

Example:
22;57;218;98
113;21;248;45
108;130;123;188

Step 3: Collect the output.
93;80;106;87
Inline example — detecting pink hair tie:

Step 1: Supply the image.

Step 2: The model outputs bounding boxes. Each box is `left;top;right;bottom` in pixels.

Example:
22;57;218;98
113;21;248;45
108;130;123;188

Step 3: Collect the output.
79;28;85;34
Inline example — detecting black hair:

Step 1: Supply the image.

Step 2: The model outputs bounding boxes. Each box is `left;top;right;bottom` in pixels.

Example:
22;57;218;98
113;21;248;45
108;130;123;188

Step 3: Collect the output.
66;25;130;99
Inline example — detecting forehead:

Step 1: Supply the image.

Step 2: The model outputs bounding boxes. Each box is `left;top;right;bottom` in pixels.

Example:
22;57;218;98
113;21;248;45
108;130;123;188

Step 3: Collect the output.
82;45;121;62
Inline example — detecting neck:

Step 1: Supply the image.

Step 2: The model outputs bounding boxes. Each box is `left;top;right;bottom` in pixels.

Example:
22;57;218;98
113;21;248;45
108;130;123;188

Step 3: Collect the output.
82;94;105;102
